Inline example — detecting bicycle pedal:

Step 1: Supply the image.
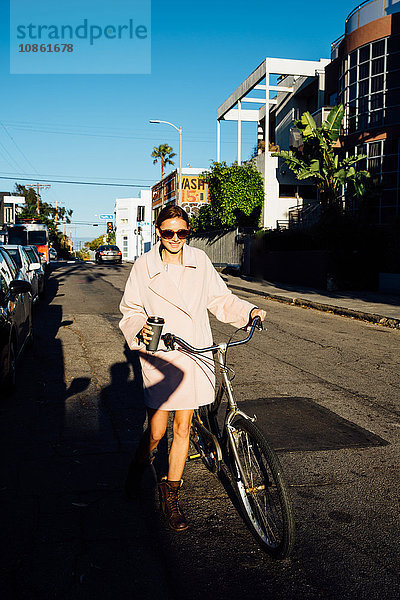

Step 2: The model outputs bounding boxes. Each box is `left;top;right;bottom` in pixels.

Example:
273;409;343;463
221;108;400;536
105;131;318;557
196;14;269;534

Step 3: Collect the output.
188;453;202;461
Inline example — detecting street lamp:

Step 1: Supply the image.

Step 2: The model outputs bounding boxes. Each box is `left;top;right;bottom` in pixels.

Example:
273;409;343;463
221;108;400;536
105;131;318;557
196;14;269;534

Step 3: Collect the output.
149;120;183;206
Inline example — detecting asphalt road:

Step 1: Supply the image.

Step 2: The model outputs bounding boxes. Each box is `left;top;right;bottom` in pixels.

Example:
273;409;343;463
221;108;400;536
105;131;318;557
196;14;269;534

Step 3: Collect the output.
1;261;399;600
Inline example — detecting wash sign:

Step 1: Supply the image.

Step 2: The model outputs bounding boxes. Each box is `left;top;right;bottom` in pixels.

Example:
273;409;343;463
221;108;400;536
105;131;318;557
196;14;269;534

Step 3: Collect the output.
99;214;114;220
181;176;208;203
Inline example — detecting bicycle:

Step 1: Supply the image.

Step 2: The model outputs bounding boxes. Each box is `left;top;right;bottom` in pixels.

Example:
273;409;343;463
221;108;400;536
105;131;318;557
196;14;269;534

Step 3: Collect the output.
162;317;295;559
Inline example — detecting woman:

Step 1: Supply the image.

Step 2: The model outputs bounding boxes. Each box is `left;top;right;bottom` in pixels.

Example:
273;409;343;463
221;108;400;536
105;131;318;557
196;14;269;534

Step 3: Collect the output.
119;205;265;532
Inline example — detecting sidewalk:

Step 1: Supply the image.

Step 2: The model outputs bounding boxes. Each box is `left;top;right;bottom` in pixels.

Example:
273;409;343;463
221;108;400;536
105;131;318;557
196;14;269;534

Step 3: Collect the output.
221;272;400;329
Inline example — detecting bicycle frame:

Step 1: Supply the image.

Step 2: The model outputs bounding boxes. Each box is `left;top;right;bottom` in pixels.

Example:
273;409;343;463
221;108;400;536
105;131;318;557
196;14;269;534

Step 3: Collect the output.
163;317;262;486
211;346;257;490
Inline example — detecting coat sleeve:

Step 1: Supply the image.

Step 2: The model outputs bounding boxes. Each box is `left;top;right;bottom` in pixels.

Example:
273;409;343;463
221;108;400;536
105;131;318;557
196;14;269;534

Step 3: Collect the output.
119;264;148;350
205;255;256;328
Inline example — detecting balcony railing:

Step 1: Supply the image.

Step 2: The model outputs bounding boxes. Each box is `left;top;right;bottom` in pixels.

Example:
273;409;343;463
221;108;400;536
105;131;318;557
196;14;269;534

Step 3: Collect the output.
331;34;345;60
345;0;400;35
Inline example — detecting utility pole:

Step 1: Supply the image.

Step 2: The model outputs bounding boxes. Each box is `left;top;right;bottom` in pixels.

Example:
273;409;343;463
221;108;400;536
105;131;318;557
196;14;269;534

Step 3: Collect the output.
26;183;51;216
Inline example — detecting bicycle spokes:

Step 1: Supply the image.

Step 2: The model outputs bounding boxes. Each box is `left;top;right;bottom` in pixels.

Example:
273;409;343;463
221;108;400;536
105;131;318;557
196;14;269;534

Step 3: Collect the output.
229;419;295;558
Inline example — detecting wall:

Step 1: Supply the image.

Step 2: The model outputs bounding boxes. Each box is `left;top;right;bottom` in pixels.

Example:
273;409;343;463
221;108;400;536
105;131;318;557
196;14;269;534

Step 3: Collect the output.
115;190;151;261
188;229;243;267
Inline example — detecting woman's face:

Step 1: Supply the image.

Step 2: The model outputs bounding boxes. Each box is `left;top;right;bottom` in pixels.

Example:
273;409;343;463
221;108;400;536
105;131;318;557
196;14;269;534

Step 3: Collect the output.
156;217;189;255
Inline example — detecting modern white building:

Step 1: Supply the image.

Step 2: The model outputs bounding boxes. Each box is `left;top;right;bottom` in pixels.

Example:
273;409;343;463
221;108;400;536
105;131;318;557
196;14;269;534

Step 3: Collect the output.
217;57;330;229
114;190;152;261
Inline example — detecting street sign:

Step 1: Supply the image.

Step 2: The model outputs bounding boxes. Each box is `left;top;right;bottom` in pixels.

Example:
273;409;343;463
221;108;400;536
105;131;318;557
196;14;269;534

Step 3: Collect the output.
99;214;114;220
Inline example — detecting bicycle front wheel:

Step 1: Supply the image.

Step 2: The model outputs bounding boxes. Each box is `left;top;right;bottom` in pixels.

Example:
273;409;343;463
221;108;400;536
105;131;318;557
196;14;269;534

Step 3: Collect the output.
229;418;295;559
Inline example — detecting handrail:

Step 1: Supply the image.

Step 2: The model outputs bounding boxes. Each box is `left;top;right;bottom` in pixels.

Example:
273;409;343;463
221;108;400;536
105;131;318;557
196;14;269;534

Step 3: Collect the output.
331;34;345;50
346;0;374;25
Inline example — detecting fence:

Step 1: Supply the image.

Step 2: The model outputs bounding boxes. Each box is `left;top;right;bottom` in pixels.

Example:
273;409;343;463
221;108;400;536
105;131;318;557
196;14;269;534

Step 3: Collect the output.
188;229;243;267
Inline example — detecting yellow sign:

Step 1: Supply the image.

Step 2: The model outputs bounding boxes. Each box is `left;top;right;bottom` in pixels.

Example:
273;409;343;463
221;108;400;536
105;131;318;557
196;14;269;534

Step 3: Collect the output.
181;176;208;203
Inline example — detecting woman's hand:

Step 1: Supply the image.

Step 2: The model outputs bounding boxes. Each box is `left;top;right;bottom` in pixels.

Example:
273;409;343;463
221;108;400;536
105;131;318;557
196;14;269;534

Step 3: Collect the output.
140;322;154;345
250;307;266;322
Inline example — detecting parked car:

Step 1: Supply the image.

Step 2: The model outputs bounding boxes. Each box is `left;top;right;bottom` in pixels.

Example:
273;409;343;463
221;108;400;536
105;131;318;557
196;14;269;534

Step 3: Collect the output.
3;245;40;304
0;246;32;395
24;245;46;298
95;245;122;264
49;247;58;260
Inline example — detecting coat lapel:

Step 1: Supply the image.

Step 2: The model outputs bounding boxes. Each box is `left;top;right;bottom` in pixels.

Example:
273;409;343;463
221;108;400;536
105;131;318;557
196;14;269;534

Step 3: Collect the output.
146;242;197;318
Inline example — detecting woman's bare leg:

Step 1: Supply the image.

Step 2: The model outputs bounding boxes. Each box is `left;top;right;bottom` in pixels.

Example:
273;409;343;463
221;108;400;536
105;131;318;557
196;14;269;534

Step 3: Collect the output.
134;408;169;463
168;409;194;481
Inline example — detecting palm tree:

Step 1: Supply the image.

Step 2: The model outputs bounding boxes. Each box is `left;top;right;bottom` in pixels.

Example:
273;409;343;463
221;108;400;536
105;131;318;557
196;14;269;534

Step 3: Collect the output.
151;144;176;179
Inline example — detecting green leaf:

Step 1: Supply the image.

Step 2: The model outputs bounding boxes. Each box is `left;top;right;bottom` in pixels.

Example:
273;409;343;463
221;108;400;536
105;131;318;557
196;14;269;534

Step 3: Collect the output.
323;105;344;142
299;112;317;137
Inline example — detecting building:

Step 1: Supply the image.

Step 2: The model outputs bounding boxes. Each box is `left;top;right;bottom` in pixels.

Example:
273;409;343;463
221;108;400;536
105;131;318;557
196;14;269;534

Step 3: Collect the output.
327;0;400;223
0;193;25;227
151;167;209;226
217;57;330;229
114;190;152;261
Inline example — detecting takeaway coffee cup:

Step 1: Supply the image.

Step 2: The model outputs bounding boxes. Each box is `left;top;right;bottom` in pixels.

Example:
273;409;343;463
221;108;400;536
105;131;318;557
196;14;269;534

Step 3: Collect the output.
145;316;165;352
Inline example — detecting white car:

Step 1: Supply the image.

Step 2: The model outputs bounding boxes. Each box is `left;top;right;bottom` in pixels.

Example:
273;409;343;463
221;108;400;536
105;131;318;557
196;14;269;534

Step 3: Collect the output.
3;245;41;304
49;247;58;260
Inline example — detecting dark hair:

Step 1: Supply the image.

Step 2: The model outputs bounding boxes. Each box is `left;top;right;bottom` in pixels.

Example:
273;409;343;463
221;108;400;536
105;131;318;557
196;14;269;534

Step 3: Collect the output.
155;205;189;229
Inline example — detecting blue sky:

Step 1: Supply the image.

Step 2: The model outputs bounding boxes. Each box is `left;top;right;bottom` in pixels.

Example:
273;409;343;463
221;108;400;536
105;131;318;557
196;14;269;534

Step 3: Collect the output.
1;0;355;241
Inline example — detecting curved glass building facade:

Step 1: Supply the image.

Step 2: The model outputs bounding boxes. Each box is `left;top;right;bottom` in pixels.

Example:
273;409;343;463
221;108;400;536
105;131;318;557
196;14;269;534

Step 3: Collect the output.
326;0;400;222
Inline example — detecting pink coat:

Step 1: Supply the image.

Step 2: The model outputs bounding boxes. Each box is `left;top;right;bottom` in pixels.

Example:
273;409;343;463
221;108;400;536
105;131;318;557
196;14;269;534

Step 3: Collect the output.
119;242;255;411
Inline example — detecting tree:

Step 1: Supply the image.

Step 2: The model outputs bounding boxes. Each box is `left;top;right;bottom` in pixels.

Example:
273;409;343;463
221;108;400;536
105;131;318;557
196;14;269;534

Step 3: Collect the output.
85;234;106;251
14;184;73;255
191;161;264;232
272;105;370;211
151;144;176;179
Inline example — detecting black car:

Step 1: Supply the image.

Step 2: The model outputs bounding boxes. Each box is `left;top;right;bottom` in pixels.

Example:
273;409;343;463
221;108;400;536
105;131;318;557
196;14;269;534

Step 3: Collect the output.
95;245;122;264
0;247;32;395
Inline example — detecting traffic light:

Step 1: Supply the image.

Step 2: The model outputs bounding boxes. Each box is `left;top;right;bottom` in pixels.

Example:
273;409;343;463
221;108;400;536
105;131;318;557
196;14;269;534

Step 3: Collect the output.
107;221;113;232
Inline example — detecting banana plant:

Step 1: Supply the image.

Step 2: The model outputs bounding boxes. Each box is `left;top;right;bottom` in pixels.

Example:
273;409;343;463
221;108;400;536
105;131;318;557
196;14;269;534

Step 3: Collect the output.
272;105;369;210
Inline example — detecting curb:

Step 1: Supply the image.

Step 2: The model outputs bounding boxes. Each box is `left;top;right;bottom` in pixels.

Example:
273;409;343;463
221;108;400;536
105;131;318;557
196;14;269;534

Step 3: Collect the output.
227;282;400;330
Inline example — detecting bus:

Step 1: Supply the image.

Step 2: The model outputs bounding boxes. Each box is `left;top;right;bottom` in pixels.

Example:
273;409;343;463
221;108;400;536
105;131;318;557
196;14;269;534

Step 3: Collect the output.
7;221;50;264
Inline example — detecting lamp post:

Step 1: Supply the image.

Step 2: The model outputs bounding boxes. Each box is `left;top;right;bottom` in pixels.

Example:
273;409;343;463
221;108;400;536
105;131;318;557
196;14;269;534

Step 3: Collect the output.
149;120;183;206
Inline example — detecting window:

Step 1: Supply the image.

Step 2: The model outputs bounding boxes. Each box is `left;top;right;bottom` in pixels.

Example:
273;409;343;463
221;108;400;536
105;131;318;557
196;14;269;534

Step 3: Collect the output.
371;93;383;110
359;80;369;97
343;38;390;135
372;39;385;58
371;57;384;75
359;96;369;112
5;249;22;268
279;184;296;197
120;218;128;224
28;231;47;245
359;45;370;63
122;236;128;258
0;251;14;295
4;206;13;222
359;62;369;79
349;67;357;84
367;141;384;182
137;205;145;222
371;74;384;93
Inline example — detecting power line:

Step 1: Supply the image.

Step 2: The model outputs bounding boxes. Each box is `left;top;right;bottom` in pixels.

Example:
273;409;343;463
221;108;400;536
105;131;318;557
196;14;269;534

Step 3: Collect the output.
0;175;152;188
0;121;39;174
0;170;155;183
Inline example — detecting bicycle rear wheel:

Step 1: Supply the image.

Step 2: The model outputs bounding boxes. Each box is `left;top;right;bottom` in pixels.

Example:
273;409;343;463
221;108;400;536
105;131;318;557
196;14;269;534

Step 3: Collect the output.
229;417;295;559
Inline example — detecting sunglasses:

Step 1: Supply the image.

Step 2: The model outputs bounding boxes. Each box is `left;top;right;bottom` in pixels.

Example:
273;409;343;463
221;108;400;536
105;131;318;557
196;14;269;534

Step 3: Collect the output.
159;229;189;240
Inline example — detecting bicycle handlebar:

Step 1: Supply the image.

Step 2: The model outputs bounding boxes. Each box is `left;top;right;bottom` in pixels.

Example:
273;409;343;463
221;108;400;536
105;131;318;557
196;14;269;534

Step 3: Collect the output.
161;316;263;354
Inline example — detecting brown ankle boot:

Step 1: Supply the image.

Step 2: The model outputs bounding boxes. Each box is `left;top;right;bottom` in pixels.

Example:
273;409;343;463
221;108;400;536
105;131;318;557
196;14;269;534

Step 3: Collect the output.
158;479;189;532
